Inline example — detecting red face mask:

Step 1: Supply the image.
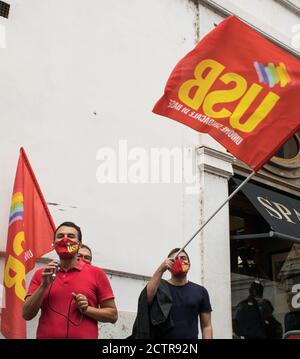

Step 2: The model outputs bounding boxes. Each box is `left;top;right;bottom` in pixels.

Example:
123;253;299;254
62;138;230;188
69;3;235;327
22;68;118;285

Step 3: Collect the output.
170;257;190;277
54;237;79;259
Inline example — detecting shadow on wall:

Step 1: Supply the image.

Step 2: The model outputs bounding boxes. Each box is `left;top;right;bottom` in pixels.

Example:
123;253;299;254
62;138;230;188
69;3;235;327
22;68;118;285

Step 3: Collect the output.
24;310;136;339
99;311;136;339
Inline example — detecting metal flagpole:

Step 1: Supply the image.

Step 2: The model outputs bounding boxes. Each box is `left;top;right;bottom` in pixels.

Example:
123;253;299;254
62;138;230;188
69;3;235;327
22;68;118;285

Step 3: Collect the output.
176;169;256;257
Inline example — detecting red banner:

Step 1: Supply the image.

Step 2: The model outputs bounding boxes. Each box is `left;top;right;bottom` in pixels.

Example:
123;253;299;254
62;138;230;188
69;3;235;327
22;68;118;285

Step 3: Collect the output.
1;148;55;338
153;16;300;170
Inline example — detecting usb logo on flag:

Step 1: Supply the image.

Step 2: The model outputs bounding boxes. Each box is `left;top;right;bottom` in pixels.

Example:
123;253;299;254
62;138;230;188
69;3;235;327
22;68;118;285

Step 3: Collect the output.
153;16;300;170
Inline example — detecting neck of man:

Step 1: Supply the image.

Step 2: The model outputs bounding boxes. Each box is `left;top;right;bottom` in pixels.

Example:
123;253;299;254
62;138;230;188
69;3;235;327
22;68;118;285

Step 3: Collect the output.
59;256;78;271
169;275;188;286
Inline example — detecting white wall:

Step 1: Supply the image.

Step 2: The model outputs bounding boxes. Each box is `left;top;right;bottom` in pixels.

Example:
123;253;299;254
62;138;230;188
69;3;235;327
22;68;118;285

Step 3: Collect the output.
0;0;201;338
0;0;200;274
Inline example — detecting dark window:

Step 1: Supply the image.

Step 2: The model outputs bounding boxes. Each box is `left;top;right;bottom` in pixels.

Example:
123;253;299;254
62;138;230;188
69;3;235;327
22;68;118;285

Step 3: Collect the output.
229;178;300;338
275;136;299;159
0;2;9;19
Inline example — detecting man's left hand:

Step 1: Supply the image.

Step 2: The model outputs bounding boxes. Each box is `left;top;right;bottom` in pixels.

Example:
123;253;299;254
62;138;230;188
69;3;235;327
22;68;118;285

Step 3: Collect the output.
72;293;89;313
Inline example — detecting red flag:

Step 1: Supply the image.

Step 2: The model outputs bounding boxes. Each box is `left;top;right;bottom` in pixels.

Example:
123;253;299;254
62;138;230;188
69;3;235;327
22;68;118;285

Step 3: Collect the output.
1;148;55;338
153;16;300;170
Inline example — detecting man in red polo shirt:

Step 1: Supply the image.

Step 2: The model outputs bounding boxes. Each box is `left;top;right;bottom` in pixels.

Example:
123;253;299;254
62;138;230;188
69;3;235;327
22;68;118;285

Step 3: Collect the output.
22;222;118;339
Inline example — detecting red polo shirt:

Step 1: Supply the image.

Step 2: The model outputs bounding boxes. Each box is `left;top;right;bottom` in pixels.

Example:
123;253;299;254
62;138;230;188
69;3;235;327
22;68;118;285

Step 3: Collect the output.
26;260;114;339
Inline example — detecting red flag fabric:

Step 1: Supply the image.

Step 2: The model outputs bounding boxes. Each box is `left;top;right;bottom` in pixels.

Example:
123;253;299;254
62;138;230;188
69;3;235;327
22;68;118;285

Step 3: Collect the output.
1;148;55;338
153;16;300;170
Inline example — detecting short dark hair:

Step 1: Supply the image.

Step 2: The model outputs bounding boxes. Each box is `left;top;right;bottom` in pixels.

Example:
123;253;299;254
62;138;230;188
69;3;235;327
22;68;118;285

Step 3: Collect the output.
54;221;82;242
80;244;92;258
249;280;264;298
167;248;190;263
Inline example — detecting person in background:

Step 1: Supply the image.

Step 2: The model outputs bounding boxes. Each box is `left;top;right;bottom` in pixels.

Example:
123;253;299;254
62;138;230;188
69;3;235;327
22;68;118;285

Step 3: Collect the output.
233;280;282;339
78;244;92;264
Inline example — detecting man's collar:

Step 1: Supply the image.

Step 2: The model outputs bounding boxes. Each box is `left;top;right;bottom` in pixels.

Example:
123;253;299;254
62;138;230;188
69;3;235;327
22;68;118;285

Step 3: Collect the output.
59;259;85;272
74;259;85;271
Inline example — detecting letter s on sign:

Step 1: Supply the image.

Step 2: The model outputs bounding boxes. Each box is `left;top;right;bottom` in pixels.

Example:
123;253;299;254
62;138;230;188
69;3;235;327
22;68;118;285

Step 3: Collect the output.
257;197;283;220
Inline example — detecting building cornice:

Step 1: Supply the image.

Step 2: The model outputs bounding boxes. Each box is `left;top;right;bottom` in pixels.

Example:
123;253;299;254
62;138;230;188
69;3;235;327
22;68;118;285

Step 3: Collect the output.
233;161;300;197
197;0;300;58
197;146;234;179
274;0;300;17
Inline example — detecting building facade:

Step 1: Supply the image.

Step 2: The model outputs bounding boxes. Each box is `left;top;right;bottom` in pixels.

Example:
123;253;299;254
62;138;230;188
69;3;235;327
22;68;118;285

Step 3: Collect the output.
0;0;300;339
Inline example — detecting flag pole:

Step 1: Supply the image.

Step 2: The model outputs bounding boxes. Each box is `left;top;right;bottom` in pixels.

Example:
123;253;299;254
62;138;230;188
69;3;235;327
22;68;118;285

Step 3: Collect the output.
176;169;256;257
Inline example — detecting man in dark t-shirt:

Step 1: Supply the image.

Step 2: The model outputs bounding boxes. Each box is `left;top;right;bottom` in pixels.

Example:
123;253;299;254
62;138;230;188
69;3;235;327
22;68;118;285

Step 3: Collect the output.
147;248;213;339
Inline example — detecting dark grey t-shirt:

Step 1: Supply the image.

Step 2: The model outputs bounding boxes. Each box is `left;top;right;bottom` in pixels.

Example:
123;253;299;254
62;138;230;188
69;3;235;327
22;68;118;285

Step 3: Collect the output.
162;281;212;339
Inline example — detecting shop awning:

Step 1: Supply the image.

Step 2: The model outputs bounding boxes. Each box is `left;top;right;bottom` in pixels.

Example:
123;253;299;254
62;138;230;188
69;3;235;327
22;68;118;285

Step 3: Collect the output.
232;177;300;244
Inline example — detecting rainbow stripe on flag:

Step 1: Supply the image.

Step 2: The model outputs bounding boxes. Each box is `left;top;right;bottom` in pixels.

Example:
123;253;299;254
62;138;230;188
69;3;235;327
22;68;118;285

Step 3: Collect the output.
254;61;291;88
9;192;24;226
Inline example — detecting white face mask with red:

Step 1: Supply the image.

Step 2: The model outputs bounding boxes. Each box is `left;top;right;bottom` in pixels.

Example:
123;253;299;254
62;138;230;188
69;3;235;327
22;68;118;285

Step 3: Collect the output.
54;236;79;259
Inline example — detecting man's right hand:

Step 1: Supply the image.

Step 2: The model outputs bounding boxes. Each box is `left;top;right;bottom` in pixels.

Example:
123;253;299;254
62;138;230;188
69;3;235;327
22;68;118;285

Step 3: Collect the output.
41;261;59;288
147;257;175;305
159;258;175;273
